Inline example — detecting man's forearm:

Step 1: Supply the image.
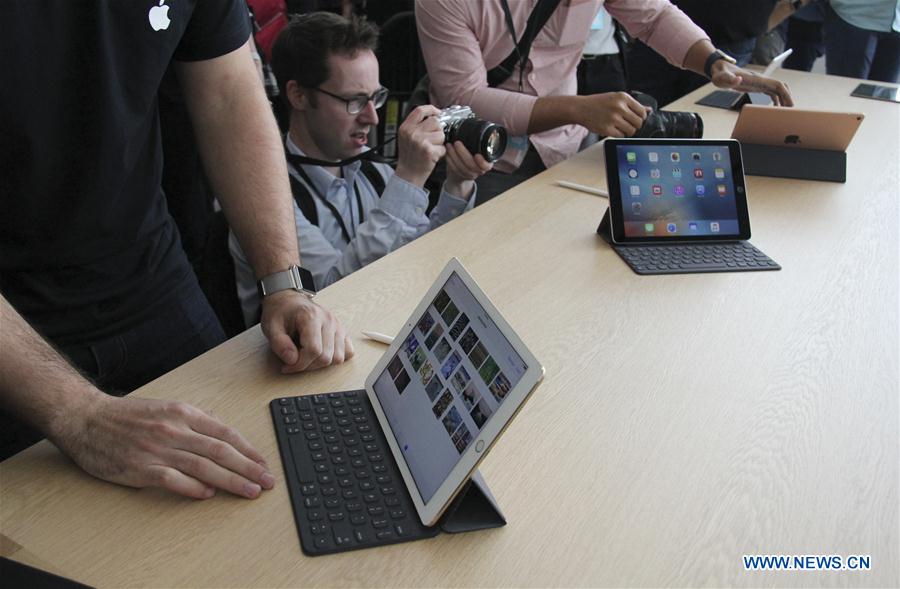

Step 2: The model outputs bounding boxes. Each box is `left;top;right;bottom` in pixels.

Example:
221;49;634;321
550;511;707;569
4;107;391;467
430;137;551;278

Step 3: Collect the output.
682;38;718;78
527;96;583;135
0;295;103;442
177;40;300;279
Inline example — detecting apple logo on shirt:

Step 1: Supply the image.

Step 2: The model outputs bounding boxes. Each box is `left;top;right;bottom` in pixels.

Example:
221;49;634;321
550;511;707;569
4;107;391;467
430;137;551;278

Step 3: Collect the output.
148;0;172;31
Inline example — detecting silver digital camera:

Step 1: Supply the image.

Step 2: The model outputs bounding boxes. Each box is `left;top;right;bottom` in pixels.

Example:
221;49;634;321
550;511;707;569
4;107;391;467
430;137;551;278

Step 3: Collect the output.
436;105;508;163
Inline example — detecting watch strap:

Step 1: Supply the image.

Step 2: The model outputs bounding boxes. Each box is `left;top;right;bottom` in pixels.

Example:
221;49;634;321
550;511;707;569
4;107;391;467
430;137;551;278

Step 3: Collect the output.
704;49;737;79
258;265;316;298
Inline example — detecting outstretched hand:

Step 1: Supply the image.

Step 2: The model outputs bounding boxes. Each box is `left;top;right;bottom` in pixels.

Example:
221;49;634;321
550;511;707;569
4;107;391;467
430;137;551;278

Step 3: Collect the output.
711;61;794;106
53;393;274;499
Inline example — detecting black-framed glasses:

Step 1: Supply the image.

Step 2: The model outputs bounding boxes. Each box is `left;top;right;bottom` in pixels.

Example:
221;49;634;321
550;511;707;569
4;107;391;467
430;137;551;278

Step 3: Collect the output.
312;86;389;114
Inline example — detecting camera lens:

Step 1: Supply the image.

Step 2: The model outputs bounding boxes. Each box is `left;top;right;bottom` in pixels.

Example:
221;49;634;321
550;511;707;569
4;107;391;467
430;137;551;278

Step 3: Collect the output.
448;119;508;163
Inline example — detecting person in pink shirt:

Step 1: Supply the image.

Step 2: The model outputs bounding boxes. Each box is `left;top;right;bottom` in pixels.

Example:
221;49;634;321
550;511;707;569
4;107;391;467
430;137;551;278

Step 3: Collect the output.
416;0;794;202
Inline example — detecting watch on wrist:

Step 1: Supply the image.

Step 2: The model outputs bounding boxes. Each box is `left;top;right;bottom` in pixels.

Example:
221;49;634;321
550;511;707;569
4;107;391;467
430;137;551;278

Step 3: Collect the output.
704;49;738;79
258;265;316;298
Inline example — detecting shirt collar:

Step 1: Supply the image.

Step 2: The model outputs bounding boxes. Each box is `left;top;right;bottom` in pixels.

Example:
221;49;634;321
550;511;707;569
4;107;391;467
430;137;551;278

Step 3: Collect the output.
285;135;362;196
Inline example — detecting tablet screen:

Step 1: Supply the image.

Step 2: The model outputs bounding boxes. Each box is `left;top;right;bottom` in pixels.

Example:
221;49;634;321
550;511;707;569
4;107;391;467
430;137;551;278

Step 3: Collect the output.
372;272;529;503
605;139;751;242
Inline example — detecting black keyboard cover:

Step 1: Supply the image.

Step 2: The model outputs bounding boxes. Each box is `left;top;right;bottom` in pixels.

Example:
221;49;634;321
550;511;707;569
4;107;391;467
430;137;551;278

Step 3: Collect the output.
270;391;439;556
613;241;780;275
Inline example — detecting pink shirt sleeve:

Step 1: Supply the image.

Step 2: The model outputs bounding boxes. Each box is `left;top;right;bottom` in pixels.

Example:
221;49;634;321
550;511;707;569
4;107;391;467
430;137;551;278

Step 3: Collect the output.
415;0;536;136
604;0;709;67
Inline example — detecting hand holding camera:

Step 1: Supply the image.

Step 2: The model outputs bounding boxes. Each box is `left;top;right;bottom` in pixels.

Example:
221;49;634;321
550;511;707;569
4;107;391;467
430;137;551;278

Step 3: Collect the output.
395;105;447;188
576;92;650;138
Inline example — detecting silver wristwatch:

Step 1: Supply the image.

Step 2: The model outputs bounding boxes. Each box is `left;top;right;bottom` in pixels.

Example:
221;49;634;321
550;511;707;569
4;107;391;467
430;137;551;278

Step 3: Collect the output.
258;265;316;298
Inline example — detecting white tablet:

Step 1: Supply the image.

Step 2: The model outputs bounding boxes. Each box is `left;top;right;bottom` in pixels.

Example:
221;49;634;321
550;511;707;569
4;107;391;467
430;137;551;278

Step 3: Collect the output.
364;258;544;526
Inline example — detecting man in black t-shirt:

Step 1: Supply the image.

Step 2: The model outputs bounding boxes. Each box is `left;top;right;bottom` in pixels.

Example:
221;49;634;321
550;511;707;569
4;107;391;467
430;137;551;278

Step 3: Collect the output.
0;1;353;500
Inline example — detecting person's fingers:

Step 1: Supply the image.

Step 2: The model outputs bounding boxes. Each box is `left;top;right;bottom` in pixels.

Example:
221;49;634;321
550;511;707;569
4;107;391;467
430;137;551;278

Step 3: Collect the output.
344;334;355;361
174;431;273;494
472;153;492;173
619;106;645;132
145;465;215;500
410;104;441;122
167;448;263;498
331;321;347;365
262;314;300;366
190;410;271;470
621;92;648;120
448;142;482;177
305;319;336;371
288;312;325;373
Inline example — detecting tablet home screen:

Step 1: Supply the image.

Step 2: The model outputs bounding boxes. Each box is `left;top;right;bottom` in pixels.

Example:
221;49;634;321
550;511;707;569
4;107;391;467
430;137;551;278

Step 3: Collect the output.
373;273;528;503
616;144;740;238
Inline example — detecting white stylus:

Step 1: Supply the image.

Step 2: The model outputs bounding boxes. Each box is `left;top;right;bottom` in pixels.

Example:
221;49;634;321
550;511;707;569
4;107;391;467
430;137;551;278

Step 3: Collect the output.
762;48;793;77
361;330;395;345
556;180;609;199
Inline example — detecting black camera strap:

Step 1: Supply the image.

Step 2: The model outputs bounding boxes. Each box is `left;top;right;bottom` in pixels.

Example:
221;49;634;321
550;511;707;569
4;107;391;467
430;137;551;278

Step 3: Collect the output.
490;0;563;90
285;153;386;243
285;136;397;168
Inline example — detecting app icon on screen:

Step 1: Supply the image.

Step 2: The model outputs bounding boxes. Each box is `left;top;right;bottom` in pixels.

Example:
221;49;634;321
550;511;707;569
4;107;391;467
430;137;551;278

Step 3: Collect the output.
632;202;642;214
629;185;641;197
715;167;725;179
674;184;685;197
666;223;677;233
672;167;682;178
649;152;659;162
693;168;704;179
691;152;701;161
627;152;637;163
712;152;722;161
628;168;638;179
710;222;720;233
717;184;727;196
689;222;698;231
644;223;654;233
650;168;661;179
670;152;680;162
652;184;663;196
695;184;705;196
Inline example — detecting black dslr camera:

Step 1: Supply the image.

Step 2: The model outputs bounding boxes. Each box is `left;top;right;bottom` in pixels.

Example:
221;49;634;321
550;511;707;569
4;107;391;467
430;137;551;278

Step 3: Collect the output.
436;106;508;163
632;91;704;138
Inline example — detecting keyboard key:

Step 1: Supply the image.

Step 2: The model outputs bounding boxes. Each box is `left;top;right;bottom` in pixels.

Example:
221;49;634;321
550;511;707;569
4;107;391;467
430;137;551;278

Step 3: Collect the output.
385;496;400;507
332;524;352;546
376;530;393;540
322;486;337;497
351;514;366;526
346;502;363;512
325;498;340;509
308;510;322;521
368;506;385;516
328;511;346;522
314;537;328;549
354;529;367;543
310;523;326;535
390;510;405;519
372;518;389;529
304;497;320;508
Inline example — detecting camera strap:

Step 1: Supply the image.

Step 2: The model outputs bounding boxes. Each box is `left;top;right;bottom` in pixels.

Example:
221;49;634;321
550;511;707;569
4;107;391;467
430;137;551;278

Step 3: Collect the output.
284;136;397;168
285;153;387;243
491;0;563;90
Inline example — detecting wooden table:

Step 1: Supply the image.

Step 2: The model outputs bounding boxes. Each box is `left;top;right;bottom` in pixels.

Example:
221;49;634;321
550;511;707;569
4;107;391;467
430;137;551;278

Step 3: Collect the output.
2;69;897;587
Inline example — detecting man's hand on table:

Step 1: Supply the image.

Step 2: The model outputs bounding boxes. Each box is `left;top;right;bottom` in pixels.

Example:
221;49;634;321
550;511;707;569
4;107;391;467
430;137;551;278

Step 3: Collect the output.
52;391;274;499
260;290;354;374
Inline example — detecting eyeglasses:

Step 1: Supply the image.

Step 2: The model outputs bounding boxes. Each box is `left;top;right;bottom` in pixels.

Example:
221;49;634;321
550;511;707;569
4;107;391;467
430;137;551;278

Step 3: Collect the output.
312;86;389;114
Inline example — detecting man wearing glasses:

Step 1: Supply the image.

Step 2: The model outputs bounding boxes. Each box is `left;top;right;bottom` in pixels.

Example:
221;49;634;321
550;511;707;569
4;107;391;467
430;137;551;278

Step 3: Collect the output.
230;12;492;327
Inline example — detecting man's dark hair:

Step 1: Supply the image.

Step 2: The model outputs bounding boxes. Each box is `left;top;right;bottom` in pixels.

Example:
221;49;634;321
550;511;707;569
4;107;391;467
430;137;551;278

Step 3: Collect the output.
271;12;380;106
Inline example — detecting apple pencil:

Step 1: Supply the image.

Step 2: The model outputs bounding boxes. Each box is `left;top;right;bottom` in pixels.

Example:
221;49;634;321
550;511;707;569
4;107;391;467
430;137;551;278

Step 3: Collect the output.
762;48;793;77
556;180;609;199
361;330;395;345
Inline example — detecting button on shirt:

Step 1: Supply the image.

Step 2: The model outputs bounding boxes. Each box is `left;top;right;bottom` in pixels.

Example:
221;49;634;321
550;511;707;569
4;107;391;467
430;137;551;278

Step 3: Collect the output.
230;138;475;327
416;0;708;172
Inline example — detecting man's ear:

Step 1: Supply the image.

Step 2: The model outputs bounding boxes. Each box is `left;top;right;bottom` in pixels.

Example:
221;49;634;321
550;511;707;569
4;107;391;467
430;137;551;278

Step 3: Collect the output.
286;80;308;111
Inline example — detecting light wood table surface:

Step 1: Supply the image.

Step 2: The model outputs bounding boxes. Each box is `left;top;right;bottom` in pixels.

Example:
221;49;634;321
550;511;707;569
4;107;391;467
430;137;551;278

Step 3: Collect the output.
2;69;897;588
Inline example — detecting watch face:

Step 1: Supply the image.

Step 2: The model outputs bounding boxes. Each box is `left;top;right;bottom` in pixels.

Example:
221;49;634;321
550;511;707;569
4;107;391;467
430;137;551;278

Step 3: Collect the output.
296;266;317;294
